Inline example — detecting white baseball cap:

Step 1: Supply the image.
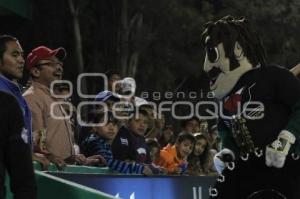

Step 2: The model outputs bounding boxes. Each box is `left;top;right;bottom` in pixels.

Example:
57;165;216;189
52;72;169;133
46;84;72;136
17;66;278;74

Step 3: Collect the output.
122;77;136;95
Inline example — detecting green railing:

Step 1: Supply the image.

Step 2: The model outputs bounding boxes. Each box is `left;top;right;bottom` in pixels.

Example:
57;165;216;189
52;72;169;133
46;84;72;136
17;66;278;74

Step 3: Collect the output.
5;162;117;199
34;171;117;199
33;162;112;174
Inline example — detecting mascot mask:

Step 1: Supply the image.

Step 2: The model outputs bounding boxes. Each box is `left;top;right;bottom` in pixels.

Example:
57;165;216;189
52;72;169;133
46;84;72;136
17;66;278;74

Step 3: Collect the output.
202;16;266;99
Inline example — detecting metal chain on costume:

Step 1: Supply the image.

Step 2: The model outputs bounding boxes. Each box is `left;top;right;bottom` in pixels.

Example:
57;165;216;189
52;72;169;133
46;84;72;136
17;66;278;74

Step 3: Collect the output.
254;148;263;157
216;174;225;183
241;153;249;161
230;117;256;160
227;162;235;170
209;187;218;197
291;153;300;160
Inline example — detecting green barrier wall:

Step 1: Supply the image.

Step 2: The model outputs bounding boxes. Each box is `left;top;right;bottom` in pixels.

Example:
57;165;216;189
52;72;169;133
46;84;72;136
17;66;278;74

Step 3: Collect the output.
5;163;117;199
6;163;215;199
33;162;112;174
35;171;117;199
5;174;12;199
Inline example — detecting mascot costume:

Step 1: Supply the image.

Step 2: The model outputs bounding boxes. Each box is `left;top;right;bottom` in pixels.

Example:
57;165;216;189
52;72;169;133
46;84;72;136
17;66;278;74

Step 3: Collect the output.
202;16;300;199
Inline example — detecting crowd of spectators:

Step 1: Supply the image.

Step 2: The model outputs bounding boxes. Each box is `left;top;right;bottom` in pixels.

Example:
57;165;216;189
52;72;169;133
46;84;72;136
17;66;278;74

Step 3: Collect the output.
0;34;220;198
1;21;299;196
73;70;220;176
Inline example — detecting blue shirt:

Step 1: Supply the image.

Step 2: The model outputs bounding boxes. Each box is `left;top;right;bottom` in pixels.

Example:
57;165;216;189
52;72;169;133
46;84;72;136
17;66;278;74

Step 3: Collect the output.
82;133;145;174
0;75;32;145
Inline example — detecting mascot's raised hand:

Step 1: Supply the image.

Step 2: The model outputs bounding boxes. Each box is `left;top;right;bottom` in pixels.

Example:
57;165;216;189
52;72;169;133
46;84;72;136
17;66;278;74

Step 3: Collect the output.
265;130;295;168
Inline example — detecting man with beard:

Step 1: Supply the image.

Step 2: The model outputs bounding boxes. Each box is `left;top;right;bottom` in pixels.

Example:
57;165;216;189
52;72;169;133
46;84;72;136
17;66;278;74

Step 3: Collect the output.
202;16;300;198
24;46;103;168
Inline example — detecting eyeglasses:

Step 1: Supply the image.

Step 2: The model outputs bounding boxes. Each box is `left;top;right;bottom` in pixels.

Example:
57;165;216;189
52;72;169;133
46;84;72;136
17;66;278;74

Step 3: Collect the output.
35;61;63;68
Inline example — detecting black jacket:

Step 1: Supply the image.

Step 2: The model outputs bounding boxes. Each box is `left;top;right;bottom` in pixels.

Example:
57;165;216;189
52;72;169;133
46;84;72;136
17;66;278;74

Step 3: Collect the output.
0;91;36;199
112;126;150;164
219;65;300;155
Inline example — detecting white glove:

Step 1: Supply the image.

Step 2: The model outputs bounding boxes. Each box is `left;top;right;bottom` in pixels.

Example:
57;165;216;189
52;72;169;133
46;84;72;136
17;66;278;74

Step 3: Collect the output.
265;130;295;168
214;148;235;174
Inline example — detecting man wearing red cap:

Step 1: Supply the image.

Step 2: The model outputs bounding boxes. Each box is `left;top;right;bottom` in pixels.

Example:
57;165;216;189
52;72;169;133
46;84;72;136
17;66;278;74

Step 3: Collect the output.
24;46;104;167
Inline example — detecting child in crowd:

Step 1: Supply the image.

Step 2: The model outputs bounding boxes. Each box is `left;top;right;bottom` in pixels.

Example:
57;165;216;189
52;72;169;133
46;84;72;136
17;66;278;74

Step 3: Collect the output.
146;138;161;163
181;117;201;134
158;124;175;147
187;133;216;176
79;90;121;145
155;132;195;175
206;124;221;152
81;111;152;175
112;109;151;164
146;138;167;174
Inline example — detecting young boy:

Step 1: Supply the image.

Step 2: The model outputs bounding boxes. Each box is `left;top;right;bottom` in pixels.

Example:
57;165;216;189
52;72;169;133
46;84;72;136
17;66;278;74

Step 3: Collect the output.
81;111;152;175
146;138;168;174
181;117;201;134
155;132;195;175
112;109;151;164
146;138;161;163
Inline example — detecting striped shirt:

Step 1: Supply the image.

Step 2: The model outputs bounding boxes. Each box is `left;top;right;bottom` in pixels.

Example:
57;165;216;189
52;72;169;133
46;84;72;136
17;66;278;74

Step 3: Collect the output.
82;134;145;174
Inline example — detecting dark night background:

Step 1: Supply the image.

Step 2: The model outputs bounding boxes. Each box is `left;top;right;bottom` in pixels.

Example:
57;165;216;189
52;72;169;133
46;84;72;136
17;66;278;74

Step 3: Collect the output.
1;0;299;107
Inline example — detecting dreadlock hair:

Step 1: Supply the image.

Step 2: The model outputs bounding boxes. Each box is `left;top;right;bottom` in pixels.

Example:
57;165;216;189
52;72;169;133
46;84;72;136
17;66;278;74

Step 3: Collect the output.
201;15;266;70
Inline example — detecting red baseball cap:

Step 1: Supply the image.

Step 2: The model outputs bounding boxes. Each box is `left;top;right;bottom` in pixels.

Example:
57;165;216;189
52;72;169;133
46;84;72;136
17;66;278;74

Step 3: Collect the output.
26;46;66;70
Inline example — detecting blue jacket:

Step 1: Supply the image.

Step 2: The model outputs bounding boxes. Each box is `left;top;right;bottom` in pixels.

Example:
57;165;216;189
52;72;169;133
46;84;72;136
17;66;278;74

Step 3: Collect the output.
82;133;145;174
0;75;32;145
